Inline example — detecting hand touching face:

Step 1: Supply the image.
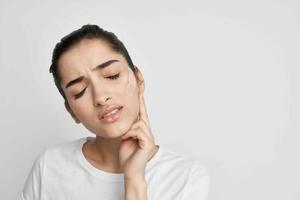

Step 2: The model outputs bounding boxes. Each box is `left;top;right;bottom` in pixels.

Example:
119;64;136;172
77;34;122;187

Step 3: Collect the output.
119;67;157;181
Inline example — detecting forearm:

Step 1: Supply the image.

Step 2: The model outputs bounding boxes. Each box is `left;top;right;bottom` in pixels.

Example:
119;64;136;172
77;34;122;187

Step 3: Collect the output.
124;178;147;200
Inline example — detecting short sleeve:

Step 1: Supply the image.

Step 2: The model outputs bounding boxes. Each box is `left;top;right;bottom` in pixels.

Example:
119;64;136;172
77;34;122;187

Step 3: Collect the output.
18;150;46;200
181;161;210;200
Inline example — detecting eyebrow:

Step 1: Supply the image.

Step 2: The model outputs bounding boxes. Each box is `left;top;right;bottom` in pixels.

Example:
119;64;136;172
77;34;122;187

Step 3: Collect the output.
64;59;119;89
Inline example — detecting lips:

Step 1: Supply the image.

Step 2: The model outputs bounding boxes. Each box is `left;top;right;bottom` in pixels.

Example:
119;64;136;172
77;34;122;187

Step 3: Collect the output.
98;105;123;120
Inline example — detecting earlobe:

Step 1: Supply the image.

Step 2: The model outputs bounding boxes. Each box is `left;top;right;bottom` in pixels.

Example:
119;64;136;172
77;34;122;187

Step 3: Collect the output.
64;101;81;124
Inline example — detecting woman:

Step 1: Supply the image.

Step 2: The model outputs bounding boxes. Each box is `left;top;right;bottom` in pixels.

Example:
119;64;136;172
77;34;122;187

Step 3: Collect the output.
19;24;210;200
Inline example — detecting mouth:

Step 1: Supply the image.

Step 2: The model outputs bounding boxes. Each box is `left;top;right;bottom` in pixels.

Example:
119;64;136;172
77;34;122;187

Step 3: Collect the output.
99;106;123;124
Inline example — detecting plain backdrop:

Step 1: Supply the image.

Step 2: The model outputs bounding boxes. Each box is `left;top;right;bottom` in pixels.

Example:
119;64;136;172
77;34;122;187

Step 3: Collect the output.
1;0;299;199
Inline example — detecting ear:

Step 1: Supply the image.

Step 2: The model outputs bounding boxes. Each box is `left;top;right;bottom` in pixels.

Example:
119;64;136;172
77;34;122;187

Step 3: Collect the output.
64;101;81;124
133;66;145;94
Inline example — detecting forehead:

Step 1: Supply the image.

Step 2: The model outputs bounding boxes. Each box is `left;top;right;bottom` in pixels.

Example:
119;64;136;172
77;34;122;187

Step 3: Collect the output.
58;38;127;84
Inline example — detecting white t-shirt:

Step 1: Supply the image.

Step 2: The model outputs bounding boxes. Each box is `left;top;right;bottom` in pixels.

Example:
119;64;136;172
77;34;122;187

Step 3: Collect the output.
18;136;210;200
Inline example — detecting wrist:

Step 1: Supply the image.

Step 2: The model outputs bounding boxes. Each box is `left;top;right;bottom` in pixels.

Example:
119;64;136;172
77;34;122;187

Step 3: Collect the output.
124;177;147;185
125;178;147;200
124;172;146;182
125;176;146;184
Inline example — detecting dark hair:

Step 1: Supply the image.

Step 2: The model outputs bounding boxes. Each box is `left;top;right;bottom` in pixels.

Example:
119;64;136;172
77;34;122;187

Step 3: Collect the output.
49;24;136;101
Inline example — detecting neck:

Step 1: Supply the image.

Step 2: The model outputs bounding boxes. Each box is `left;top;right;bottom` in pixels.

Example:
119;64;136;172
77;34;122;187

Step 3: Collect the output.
84;136;159;174
89;136;123;173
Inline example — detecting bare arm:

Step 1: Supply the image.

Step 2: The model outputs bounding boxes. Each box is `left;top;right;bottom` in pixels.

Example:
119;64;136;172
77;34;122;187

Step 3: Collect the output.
125;178;147;200
120;68;157;200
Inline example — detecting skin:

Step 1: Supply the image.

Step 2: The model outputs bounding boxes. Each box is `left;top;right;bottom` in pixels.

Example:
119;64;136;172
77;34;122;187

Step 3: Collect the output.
57;38;158;199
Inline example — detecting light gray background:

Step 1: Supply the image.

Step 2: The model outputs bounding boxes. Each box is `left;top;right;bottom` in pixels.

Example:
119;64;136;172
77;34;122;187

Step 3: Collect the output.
1;0;299;199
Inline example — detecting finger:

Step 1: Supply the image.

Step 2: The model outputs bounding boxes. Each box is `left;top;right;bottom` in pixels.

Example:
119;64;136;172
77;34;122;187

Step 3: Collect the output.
139;94;150;126
139;93;154;140
131;116;155;141
121;129;149;148
135;121;154;142
121;127;152;144
121;127;146;141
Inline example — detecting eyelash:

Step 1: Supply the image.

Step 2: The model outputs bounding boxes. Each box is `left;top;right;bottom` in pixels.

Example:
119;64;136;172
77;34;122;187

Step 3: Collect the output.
73;73;120;99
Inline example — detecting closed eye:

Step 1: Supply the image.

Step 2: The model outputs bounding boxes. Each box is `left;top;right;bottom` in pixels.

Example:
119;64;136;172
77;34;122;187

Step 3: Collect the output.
73;73;120;100
74;87;87;99
107;73;120;80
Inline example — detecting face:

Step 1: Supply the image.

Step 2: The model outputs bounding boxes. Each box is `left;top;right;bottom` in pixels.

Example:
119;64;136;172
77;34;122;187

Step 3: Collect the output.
58;38;144;138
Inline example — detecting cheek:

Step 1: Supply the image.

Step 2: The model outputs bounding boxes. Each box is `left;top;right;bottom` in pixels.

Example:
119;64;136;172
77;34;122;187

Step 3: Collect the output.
119;70;138;97
119;71;139;113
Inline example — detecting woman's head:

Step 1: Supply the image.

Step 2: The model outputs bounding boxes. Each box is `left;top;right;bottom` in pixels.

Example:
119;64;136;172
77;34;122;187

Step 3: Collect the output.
49;24;145;138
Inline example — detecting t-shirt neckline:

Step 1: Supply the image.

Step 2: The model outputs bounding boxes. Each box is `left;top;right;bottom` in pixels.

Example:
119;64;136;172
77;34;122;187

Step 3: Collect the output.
77;136;161;182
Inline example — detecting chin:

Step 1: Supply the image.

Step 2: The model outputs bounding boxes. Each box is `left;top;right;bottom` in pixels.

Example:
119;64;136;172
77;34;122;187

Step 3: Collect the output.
93;121;131;139
115;117;138;137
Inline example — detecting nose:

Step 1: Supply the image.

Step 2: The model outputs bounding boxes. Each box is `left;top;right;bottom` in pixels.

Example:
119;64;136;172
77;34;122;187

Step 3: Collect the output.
94;96;111;107
91;78;112;107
